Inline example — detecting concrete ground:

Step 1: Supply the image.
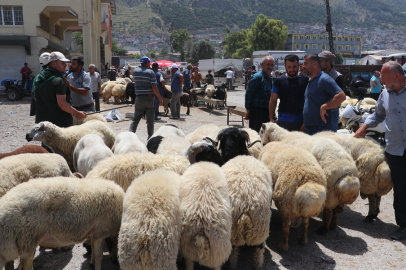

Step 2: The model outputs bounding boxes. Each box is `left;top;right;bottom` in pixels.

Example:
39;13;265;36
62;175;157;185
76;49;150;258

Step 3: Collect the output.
0;87;405;270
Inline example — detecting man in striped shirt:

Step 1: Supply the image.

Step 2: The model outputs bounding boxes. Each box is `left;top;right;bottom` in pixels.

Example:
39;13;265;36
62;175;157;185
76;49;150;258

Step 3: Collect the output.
129;57;163;138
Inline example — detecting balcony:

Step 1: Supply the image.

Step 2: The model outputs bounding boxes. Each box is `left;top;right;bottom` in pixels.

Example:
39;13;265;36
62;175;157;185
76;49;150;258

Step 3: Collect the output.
37;26;62;44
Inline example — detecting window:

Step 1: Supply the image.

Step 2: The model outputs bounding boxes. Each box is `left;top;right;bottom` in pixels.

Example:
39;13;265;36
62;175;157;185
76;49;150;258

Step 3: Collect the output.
0;6;23;26
346;45;351;50
356;37;361;41
312;44;318;49
313;36;317;40
295;44;301;49
54;24;61;39
40;13;49;32
338;45;343;50
350;37;354;41
344;37;348;41
300;36;304;39
354;45;360;50
338;37;342;41
333;37;336;41
304;44;310;49
321;44;327;50
306;36;310;39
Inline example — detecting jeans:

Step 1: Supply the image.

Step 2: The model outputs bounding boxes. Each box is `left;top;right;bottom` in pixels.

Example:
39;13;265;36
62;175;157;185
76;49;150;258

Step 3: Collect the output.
154;94;160;117
277;120;303;132
92;92;100;112
305;122;332;135
249;107;270;133
129;96;155;138
170;91;182;118
226;78;233;90
331;109;339;132
82;106;95;112
385;150;406;227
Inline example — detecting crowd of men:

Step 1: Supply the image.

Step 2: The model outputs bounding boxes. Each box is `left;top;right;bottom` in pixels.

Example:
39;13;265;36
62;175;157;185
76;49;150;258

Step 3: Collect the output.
244;52;406;240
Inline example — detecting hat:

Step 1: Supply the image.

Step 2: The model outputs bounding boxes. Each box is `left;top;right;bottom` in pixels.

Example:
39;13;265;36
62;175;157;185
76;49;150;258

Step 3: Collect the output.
152;63;159;68
208;69;212;72
49;51;70;62
318;51;336;60
39;52;51;66
194;66;198;69
140;56;151;63
171;64;178;69
110;66;115;70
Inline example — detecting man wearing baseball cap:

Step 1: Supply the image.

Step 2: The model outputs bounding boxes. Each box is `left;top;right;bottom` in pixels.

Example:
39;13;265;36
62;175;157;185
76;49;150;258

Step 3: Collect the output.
129;56;163;138
34;51;86;129
170;64;183;119
318;51;345;132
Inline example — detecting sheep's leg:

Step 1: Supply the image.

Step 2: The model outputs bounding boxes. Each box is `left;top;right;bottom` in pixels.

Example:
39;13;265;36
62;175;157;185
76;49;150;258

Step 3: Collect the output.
330;207;342;230
364;194;380;223
300;217;310;245
278;218;291;252
253;243;265;270
91;238;104;270
18;249;35;270
317;208;332;235
109;236;119;265
185;258;194;270
229;246;239;269
4;261;13;270
376;195;381;214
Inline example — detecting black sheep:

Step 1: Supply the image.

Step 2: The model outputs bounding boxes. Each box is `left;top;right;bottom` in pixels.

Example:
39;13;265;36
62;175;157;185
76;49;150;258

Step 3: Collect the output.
125;82;136;103
216;127;251;163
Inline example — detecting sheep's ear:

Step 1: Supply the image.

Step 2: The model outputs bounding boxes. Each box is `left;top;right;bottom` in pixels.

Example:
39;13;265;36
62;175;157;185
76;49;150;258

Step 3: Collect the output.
261;123;266;131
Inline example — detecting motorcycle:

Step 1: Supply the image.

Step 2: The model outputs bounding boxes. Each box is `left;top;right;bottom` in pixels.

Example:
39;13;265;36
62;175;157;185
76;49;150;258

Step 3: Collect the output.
338;97;386;146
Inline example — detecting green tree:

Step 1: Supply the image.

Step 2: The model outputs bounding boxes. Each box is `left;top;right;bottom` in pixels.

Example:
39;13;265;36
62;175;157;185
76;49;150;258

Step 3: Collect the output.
171;29;191;61
221;30;247;59
248;14;288;51
335;52;344;65
149;50;156;59
72;31;83;53
112;39;128;56
190;40;216;65
132;54;142;59
160;47;168;55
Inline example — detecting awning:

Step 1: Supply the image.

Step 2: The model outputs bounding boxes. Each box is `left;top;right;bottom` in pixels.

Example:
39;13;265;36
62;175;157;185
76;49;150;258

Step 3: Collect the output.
48;40;68;54
0;35;31;55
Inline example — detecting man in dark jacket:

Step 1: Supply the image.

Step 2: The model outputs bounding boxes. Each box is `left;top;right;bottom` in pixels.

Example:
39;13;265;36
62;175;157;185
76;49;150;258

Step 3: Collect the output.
152;63;166;120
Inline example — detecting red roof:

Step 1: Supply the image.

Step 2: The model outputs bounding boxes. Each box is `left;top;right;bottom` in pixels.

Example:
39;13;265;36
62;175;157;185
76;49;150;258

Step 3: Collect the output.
67;26;82;30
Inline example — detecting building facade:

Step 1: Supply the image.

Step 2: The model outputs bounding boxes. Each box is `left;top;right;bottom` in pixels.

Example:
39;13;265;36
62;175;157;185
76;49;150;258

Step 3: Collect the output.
0;0;115;83
285;34;363;57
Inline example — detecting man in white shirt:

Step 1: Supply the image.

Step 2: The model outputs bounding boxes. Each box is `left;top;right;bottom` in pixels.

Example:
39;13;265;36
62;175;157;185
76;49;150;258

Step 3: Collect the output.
225;67;234;91
89;64;102;111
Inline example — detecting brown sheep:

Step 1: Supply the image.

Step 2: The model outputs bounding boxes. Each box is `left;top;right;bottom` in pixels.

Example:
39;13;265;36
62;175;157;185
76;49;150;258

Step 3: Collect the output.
0;145;48;160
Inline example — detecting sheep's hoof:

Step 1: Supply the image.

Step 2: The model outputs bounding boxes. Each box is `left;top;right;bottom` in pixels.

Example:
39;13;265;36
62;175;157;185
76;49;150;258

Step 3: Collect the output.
300;237;308;245
363;214;378;223
316;226;329;235
278;242;288;252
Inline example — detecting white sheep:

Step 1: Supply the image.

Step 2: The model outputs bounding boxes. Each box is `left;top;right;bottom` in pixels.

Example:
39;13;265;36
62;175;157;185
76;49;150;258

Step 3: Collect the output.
259;142;327;252
205;84;216;98
111;131;148;155
241;127;263;159
73;134;114;177
0;177;125;270
185;124;220;144
112;83;127;104
179;162;232;270
260;123;360;234
86;152;190;191
222;156;273;269
73;113;107;125
147;124;186;153
26;121;116;171
0;153;74;198
315;131;392;222
118;170;181;270
156;135;191;158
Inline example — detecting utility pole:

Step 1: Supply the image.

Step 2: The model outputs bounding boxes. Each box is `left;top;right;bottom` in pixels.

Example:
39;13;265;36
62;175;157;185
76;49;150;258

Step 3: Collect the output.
324;0;335;54
169;23;174;61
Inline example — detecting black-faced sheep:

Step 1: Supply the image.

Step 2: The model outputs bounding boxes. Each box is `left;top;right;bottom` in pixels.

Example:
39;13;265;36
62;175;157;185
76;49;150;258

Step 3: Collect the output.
0;153;73;198
179;162;232;270
222;156;273;269
0;177;125;270
146;124;186;154
118;170;181;270
0;145;48;160
187;139;225;167
73;134;114;177
26;121;116;171
111;131;148;155
260;123;360;234
315;131;392;222
86;152;189;191
260;142;327;252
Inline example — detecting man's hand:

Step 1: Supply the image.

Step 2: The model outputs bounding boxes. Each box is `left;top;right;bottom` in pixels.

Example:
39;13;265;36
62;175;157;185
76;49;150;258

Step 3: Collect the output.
354;124;368;138
159;98;163;106
75;111;86;119
269;118;276;123
300;123;305;132
320;104;329;123
243;111;250;120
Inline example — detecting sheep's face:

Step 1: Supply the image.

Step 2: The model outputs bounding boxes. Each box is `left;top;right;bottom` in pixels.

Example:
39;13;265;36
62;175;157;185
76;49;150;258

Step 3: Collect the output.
217;128;250;163
260;122;281;145
26;122;51;142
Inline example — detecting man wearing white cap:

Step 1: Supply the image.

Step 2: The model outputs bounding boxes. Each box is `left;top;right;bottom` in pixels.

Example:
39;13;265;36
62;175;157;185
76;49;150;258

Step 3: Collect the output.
34;51;86;128
170;64;183;119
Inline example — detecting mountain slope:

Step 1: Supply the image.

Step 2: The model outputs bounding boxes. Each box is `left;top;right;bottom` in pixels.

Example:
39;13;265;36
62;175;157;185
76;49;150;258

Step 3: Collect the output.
113;0;406;35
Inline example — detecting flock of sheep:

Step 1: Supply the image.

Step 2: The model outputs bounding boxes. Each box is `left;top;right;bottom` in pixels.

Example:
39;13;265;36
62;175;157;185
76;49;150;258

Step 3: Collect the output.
0;115;392;270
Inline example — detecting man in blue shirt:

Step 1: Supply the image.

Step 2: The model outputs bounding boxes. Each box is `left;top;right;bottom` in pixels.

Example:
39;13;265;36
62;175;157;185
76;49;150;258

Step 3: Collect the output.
182;64;192;92
269;54;308;131
301;54;346;135
355;61;406;240
170;64;184;119
370;70;382;101
244;56;274;132
129;57;163;138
